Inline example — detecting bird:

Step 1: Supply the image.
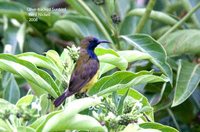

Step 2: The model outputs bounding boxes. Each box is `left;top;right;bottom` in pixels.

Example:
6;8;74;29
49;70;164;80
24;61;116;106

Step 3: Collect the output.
54;36;110;107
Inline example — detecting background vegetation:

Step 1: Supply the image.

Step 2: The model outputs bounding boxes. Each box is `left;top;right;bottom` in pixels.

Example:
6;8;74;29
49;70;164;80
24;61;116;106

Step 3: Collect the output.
0;0;200;131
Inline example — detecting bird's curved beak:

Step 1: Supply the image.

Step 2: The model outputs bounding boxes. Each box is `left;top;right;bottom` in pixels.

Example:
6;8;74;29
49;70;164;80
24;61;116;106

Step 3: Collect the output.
97;40;110;44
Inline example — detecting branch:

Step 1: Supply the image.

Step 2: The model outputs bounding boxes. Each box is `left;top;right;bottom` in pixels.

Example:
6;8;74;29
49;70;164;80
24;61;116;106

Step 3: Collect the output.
159;2;200;41
135;0;156;33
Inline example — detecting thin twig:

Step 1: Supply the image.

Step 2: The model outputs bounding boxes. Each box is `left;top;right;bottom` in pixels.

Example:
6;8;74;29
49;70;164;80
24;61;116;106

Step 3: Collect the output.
167;108;180;131
159;2;200;41
135;0;156;33
182;0;200;28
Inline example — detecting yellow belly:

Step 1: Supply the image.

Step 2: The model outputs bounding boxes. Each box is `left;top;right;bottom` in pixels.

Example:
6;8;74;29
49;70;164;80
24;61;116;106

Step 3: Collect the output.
80;71;99;93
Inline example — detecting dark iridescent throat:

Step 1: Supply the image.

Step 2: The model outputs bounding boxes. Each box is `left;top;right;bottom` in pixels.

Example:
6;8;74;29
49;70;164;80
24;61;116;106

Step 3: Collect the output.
87;41;98;60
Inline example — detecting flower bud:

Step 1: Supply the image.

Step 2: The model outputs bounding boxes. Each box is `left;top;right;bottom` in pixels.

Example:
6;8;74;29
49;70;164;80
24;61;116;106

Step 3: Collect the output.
111;14;121;24
92;0;105;5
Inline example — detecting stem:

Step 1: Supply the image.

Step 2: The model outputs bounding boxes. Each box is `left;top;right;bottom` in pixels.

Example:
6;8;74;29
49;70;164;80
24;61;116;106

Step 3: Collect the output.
113;26;121;49
182;0;200;28
167;108;180;131
77;0;113;43
5;119;14;131
99;6;120;50
100;6;113;30
128;9;177;26
135;0;156;33
159;2;200;41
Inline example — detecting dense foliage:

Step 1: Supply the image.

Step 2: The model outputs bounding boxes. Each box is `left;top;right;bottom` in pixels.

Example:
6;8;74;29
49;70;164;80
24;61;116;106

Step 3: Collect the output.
0;0;200;131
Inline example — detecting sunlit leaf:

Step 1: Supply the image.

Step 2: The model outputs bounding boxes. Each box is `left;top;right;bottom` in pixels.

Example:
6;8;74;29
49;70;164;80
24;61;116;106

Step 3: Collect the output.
0;54;59;97
118;88;154;121
95;47;119;57
43;114;106;132
0;119;12;132
121;35;172;83
123;124;163;132
17;127;35;132
16;95;34;107
99;50;152;76
17;52;63;80
88;71;169;96
98;54;128;71
140;122;178;132
45;50;63;72
0;98;15;111
39;97;102;131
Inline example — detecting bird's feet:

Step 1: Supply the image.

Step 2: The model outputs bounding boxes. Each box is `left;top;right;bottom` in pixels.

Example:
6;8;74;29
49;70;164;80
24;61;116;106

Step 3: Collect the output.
75;92;88;99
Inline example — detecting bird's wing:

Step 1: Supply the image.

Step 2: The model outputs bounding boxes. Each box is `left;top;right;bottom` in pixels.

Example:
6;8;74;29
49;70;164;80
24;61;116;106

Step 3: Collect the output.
68;58;99;93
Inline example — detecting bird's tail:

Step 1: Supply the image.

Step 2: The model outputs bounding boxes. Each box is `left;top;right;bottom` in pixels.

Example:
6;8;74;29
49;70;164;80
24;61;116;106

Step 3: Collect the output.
54;91;71;107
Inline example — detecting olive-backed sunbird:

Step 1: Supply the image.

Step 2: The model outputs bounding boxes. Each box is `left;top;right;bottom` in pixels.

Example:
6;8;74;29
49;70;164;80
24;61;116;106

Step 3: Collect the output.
54;36;109;107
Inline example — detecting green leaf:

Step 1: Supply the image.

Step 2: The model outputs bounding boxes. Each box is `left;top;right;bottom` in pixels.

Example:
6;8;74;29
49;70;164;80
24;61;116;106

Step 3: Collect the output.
67;0;88;15
17;127;36;132
118;88;154;121
45;50;63;72
59;48;76;85
121;35;172;84
123;124;161;132
16;23;26;52
30;111;60;130
17;52;63;80
122;124;140;132
43;114;106;132
150;83;167;106
0;1;27;22
118;50;151;63
98;54;128;71
67;0;112;42
24;35;48;54
120;15;137;35
95;47;121;76
140;122;178;132
95;47;119;57
127;8;177;25
40;97;102;131
37;12;59;27
0;98;15;111
63;15;105;39
117;88;129;115
99;50;151;76
88;71;169;96
172;60;200;107
52;20;83;38
116;0;134;20
16;95;34;107
2;73;20;104
160;30;200;56
99;63;115;76
39;94;49;115
0;119;12;132
0;54;59;97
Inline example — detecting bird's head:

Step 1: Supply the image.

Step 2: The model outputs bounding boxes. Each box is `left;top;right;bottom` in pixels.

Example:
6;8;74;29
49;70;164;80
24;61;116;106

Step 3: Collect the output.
80;36;110;50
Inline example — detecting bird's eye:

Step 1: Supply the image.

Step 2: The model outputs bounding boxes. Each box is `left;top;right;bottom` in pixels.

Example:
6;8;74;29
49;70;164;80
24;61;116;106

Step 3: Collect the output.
93;37;99;43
